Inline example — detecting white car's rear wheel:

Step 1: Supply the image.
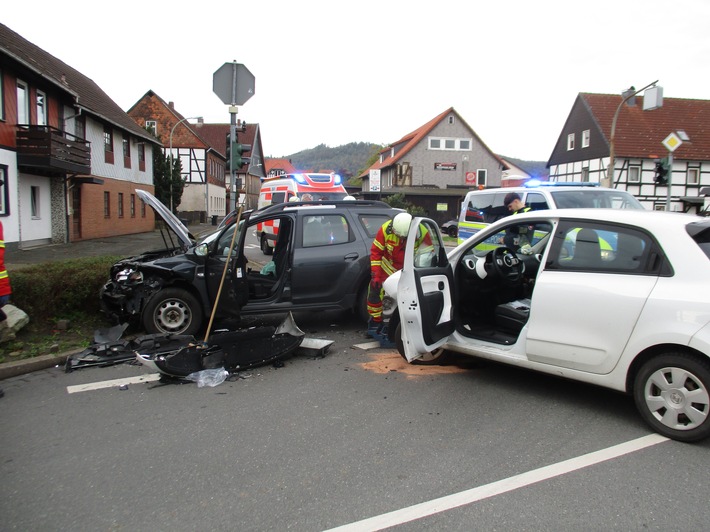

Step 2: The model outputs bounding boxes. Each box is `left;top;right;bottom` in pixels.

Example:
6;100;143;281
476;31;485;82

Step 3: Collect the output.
633;353;710;442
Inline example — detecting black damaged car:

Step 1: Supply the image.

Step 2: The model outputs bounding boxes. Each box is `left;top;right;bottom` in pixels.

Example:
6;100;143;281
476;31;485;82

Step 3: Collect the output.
100;190;401;335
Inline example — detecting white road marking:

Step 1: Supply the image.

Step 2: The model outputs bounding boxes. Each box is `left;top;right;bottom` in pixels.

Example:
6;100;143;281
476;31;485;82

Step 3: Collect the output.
67;373;162;394
325;433;669;531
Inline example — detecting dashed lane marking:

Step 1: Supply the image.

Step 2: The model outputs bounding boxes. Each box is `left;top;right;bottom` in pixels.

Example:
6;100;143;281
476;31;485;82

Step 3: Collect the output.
67;373;162;394
324;433;669;531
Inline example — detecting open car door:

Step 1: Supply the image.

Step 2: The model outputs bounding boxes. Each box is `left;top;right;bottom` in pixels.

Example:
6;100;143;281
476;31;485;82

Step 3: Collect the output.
396;217;455;362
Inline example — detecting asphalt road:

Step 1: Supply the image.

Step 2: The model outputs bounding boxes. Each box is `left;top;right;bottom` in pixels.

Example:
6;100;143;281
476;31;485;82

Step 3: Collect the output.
2;309;709;531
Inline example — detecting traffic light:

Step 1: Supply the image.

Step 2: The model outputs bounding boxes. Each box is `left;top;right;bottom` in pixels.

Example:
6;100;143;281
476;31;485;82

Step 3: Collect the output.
232;138;252;169
225;131;232;172
654;158;669;185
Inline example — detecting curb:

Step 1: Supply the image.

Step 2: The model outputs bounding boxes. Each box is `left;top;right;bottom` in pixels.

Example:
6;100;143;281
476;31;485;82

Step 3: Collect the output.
0;348;84;380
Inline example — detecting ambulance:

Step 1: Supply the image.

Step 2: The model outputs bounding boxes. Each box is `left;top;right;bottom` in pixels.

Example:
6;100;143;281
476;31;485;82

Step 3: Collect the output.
256;173;348;254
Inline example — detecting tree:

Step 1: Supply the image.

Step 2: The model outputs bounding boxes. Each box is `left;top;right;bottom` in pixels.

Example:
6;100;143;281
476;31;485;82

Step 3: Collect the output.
150;132;184;212
383;193;425;216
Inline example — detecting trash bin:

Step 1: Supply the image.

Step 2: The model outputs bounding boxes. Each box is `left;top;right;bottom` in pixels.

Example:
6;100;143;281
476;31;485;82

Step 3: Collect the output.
211;215;218;226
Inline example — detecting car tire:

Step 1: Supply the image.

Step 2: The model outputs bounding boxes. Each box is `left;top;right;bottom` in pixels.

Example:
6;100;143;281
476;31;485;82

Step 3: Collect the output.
356;286;370;323
395;323;450;366
633;352;710;443
143;288;203;336
448;226;458;238
260;233;273;256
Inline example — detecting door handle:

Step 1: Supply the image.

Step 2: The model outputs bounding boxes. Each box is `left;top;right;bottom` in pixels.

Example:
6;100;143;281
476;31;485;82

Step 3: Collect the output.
343;252;359;261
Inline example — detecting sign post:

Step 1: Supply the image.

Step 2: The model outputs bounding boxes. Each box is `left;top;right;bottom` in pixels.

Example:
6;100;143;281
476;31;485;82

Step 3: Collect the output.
662;132;683;212
213;61;255;212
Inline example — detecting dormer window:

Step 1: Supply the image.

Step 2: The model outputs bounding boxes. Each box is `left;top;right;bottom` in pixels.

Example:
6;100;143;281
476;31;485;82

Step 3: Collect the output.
567;133;575;151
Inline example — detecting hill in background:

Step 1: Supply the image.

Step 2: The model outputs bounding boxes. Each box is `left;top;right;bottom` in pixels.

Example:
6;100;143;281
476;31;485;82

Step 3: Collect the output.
283;143;548;184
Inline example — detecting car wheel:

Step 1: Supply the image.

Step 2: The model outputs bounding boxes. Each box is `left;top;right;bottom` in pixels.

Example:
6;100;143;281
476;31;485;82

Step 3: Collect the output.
143;288;203;336
356;286;370;323
633;353;710;442
260;233;273;256
448;226;458;238
395;323;449;366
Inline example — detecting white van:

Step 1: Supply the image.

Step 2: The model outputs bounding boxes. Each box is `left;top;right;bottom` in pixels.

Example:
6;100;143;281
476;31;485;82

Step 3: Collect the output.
256;173;348;254
457;183;644;244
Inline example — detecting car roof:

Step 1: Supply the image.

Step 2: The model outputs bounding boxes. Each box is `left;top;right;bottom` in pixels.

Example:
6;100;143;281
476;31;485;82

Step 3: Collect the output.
257;199;393;215
491;207;704;230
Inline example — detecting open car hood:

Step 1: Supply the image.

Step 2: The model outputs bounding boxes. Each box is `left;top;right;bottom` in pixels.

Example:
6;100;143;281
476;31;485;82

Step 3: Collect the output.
136;189;195;249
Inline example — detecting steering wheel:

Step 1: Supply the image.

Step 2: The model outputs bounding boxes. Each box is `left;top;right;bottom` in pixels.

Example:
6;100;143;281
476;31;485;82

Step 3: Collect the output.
488;246;524;284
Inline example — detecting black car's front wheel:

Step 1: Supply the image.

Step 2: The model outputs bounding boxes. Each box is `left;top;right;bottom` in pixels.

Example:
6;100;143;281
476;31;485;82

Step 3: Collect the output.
633;352;710;443
143;288;203;336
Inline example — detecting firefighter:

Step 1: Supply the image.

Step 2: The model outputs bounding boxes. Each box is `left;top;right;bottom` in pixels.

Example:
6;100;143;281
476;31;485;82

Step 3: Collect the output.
367;212;432;347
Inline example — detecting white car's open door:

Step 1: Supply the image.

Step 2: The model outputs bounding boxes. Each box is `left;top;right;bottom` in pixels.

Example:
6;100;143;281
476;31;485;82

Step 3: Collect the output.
396;217;455;362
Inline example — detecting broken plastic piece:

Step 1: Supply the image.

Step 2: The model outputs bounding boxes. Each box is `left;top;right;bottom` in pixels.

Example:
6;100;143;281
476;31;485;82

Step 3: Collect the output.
185;368;229;388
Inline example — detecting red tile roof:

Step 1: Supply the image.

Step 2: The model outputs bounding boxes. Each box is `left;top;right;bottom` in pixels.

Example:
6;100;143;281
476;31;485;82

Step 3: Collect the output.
582;93;710;160
361;107;504;177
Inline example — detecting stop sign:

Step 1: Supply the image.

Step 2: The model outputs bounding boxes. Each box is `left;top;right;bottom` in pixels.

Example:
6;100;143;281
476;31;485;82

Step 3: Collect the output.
213;62;255;106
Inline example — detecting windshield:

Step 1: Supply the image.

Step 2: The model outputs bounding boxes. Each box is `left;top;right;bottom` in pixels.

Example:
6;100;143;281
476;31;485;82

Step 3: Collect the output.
549;190;644;209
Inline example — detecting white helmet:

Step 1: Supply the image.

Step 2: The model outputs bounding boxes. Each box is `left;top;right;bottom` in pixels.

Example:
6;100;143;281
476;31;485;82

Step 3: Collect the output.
392;212;412;237
343;195;356;201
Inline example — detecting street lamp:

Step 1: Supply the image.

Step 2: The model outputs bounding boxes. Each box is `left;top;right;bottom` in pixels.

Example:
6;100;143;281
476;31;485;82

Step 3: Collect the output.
604;81;657;188
169;116;203;212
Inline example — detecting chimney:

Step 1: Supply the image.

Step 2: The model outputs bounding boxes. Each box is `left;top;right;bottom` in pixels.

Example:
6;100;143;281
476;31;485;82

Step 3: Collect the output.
169;101;174;109
622;86;636;107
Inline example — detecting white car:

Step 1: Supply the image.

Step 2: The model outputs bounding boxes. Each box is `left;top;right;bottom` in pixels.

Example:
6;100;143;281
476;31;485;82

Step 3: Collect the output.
383;209;710;442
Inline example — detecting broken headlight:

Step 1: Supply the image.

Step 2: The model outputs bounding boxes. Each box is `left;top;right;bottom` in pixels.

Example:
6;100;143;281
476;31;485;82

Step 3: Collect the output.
115;268;143;285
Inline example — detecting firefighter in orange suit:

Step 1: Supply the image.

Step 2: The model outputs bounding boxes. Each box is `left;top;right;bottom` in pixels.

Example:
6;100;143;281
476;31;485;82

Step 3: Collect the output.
0;220;11;397
367;212;432;347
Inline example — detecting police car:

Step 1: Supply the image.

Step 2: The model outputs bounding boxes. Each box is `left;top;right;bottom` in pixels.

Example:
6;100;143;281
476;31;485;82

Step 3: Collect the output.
383;209;710;442
457;182;643;244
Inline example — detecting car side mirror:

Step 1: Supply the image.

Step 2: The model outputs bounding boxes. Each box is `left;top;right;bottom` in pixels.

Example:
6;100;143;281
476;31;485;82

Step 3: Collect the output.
195;243;209;257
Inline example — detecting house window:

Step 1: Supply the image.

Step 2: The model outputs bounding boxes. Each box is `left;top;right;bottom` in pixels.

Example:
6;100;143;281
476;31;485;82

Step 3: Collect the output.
104;126;113;152
30;186;40;218
628;165;641;183
17;80;29;125
75;115;85;140
36;90;47;126
104;191;110;218
0;166;8;215
141;199;146;217
130;194;136;217
687;167;700;184
581;167;589;182
145;120;157;135
582;129;590;148
448;115;455;125
477;169;487;187
118;193;124;218
429;137;473;151
123;135;131;168
104;125;114;164
0;69;4;121
138;143;146;172
567;133;575;151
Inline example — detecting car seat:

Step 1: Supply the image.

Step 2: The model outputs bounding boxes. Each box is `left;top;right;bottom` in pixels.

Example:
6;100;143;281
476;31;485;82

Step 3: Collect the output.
570;228;603;268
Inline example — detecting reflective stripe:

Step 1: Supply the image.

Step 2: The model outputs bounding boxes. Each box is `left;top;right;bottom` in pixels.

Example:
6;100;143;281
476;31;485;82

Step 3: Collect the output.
0;270;7;279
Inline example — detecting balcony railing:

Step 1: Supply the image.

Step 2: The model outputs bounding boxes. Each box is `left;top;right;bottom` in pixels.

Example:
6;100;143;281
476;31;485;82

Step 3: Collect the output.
16;125;91;175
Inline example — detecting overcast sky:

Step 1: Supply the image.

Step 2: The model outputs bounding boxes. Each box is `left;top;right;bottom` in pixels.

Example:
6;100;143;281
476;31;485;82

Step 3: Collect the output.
4;0;709;161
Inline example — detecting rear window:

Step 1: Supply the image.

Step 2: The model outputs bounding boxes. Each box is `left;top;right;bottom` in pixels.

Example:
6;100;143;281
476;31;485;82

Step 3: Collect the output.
687;221;710;260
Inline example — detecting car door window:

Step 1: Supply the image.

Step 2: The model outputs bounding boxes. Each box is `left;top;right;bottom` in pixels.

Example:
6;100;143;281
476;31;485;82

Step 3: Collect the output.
547;222;656;273
359;214;391;238
302;214;350;247
525;192;549;211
